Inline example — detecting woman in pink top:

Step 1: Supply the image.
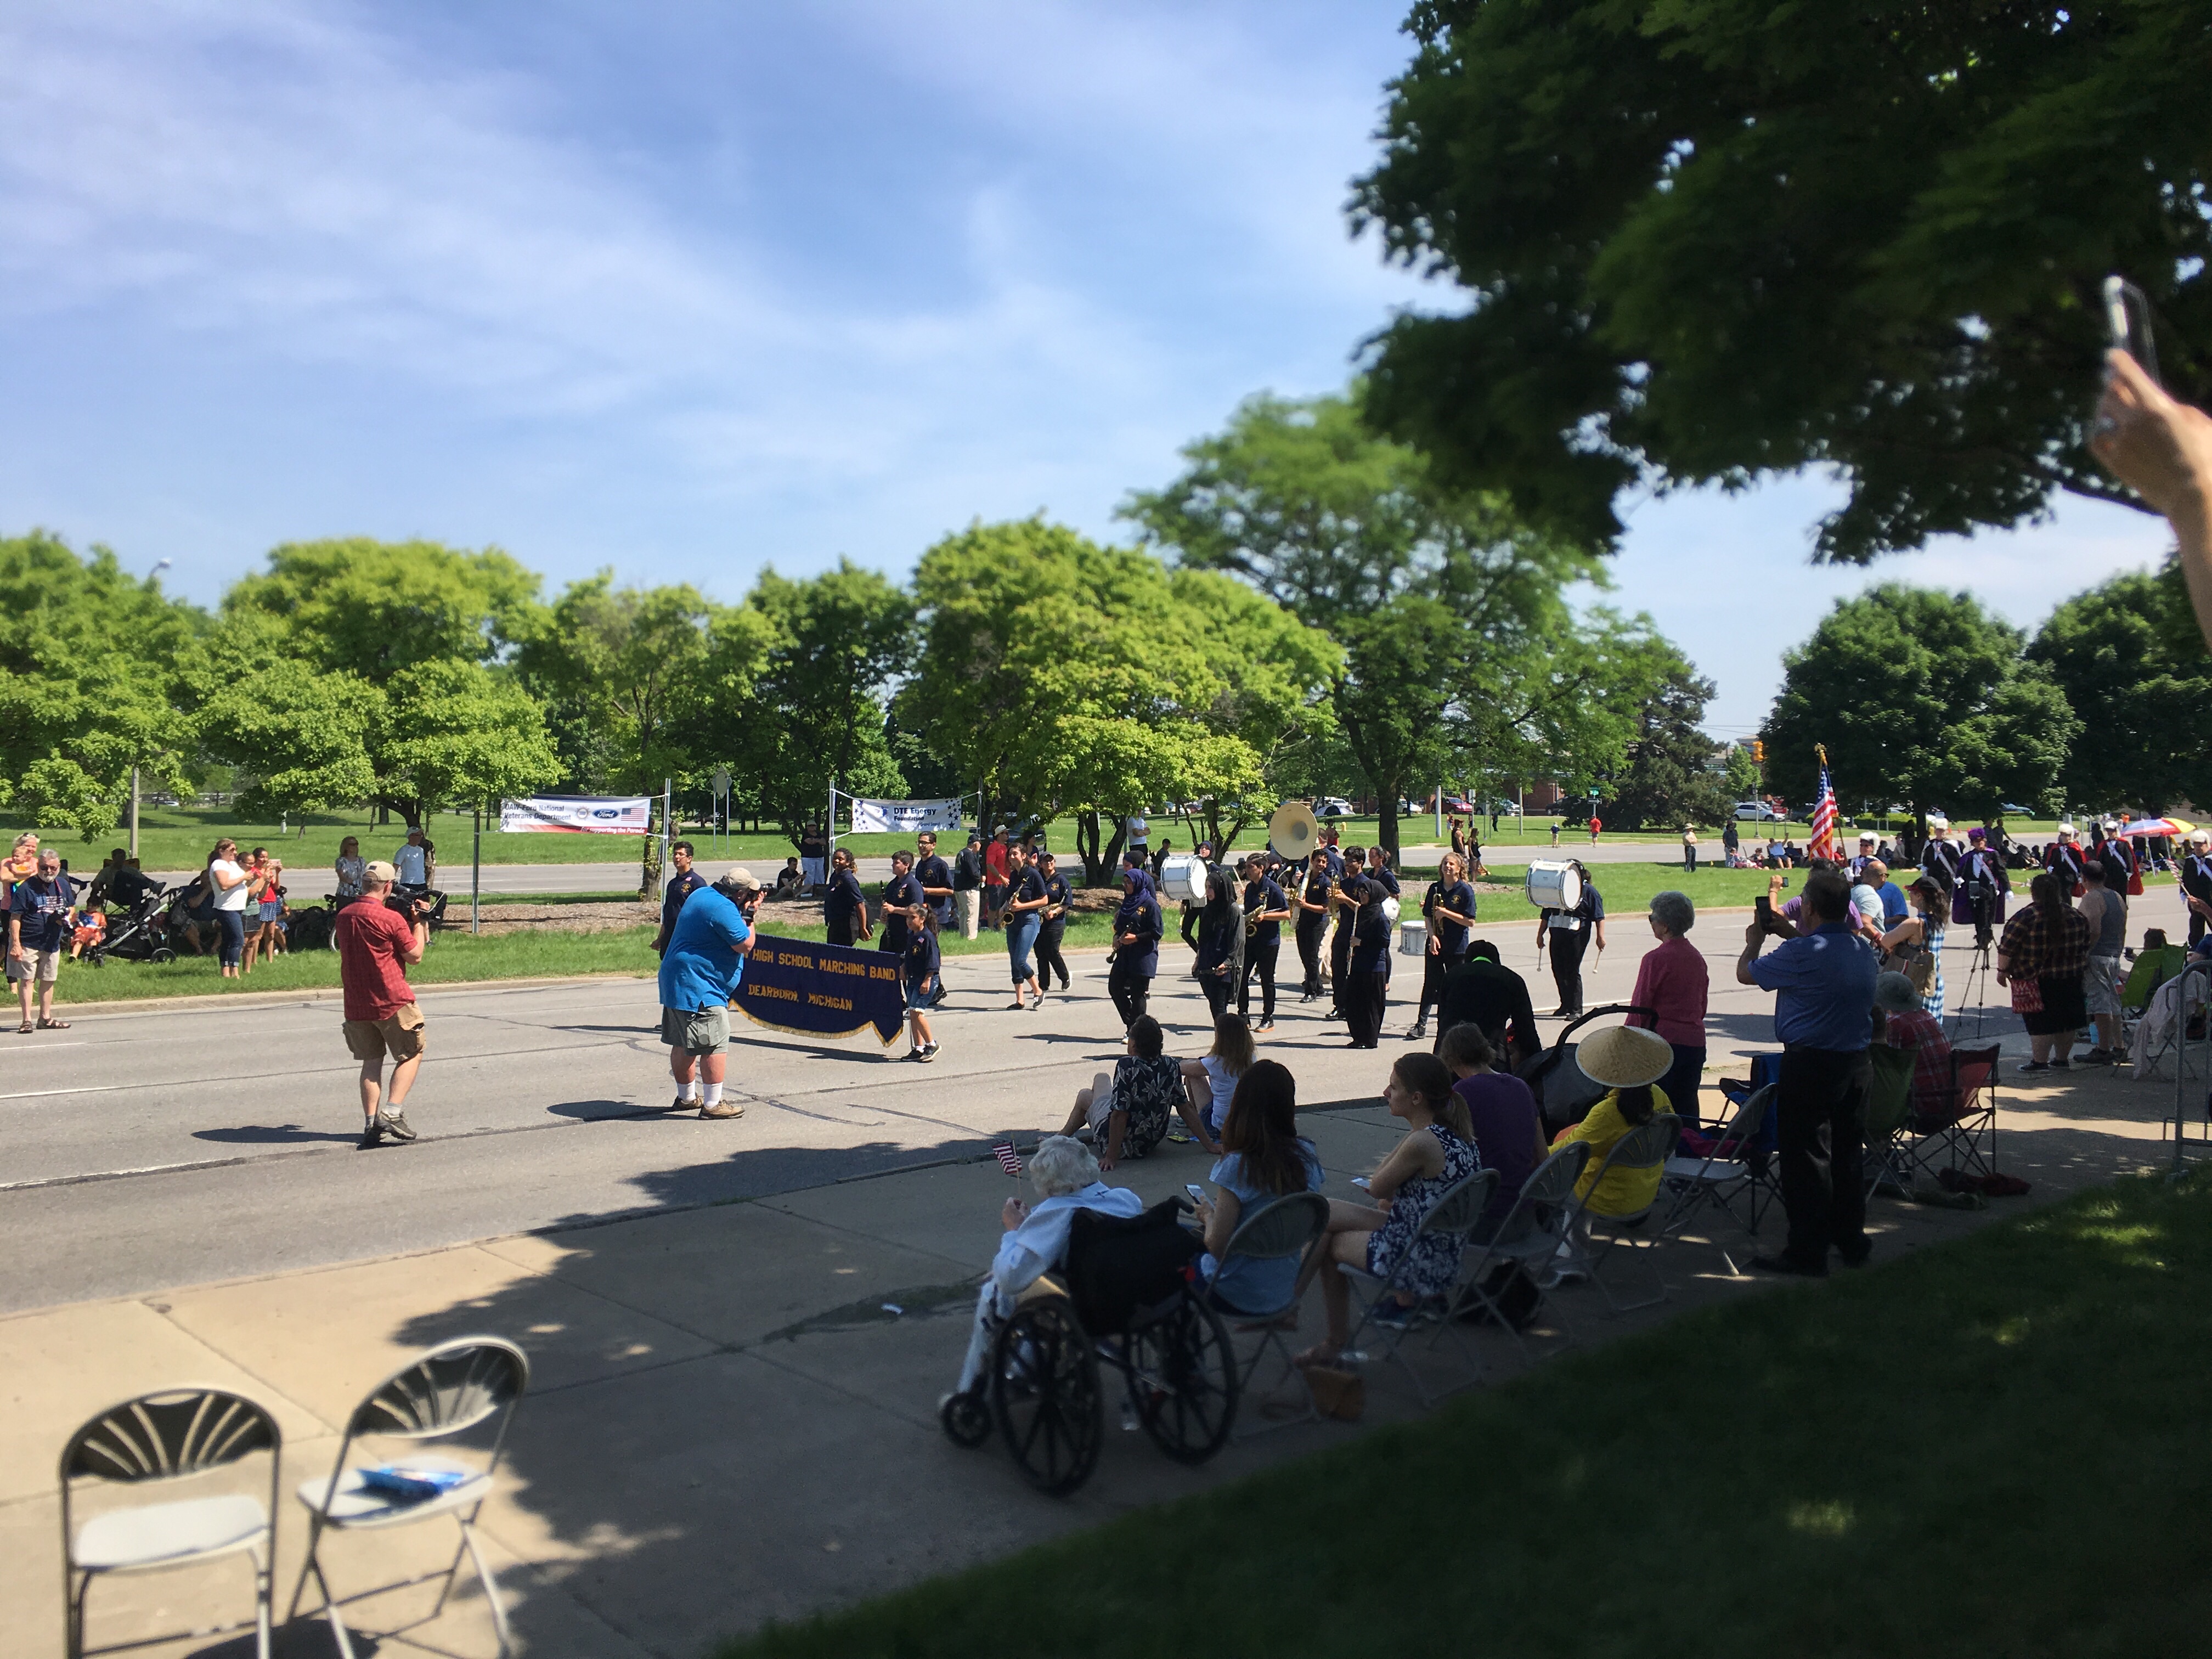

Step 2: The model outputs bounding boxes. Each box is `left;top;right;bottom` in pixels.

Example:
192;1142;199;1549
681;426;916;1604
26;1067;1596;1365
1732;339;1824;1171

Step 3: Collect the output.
1626;889;1708;1130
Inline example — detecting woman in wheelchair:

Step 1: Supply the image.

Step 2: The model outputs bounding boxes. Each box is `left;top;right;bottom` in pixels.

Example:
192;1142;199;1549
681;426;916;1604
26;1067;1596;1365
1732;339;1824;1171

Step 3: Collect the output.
1189;1059;1325;1314
1290;1052;1479;1367
941;1136;1143;1417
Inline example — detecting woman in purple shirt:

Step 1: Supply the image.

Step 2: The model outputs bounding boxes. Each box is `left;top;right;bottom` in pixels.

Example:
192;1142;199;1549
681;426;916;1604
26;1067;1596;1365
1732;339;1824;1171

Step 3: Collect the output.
1439;1023;1546;1328
1626;890;1709;1131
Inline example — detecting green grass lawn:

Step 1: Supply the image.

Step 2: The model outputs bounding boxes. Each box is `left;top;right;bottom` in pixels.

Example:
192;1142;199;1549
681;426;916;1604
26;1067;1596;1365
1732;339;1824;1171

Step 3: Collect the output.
725;1170;2212;1659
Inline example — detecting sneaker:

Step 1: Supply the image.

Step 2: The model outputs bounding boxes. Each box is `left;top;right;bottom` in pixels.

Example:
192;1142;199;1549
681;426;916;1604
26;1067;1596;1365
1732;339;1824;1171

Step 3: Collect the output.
1165;1120;1194;1144
904;1047;923;1062
377;1110;417;1142
699;1101;744;1119
2051;1057;2072;1069
1256;1019;1275;1032
2078;1048;2114;1066
1368;1300;1419;1331
2016;1060;2049;1074
669;1094;697;1112
357;1119;384;1150
917;1043;939;1063
1406;1021;1427;1040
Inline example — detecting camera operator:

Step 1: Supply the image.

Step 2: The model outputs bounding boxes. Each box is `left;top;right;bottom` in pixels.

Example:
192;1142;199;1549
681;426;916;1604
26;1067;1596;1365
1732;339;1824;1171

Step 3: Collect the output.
1736;870;1879;1278
335;860;431;1149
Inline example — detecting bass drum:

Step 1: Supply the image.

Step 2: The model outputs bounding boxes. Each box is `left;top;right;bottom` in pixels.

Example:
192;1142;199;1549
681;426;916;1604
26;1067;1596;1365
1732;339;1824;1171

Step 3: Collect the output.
1525;859;1583;913
1155;853;1208;906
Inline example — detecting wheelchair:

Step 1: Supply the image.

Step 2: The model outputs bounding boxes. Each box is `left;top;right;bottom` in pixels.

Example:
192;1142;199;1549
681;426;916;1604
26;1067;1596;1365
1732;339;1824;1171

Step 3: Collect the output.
939;1199;1240;1494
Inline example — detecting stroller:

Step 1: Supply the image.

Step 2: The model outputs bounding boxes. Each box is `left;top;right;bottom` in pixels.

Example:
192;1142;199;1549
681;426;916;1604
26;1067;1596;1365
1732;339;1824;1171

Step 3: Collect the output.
84;884;176;967
1517;1002;1657;1138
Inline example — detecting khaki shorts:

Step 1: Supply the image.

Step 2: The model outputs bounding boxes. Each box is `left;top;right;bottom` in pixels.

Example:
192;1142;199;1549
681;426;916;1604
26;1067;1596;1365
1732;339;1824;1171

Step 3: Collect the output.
7;947;60;984
661;1004;729;1055
343;1002;426;1063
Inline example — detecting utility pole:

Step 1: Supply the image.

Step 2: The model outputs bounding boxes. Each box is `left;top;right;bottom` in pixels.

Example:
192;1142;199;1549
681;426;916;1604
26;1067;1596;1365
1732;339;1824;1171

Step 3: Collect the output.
128;765;140;860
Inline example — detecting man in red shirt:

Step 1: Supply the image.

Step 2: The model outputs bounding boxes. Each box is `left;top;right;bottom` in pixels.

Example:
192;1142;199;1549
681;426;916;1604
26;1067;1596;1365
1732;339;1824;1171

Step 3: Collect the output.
983;827;1011;929
335;859;431;1149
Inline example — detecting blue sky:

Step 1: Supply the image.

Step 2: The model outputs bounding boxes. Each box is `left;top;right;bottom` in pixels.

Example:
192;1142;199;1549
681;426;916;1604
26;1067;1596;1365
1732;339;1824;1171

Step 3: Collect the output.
0;1;2174;740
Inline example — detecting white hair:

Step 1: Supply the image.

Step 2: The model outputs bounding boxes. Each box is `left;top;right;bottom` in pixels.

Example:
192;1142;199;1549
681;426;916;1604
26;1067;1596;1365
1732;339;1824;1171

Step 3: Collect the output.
1649;890;1695;935
1028;1135;1099;1198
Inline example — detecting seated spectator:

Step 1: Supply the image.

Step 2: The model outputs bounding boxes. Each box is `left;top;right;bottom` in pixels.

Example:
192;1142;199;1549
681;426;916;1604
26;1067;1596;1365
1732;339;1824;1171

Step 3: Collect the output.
1877;970;1954;1127
771;857;805;900
1179;1013;1254;1143
1432;938;1541;1070
1292;1052;1481;1365
69;907;106;961
170;872;216;956
1552;1025;1673;1219
1190;1060;1325;1315
1438;1023;1544;1240
2123;928;2190;1011
1058;1014;1217;1169
942;1135;1144;1410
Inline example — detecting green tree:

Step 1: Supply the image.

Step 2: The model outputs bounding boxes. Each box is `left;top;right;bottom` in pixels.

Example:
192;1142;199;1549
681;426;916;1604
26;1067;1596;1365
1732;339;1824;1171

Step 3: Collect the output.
224;538;538;673
1763;585;2078;840
1723;744;1764;806
1601;654;1733;832
1351;1;2207;563
2027;560;2212;814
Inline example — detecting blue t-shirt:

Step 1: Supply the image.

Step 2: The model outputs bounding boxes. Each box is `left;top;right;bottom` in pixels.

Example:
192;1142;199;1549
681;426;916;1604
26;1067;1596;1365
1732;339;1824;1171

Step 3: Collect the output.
879;870;923;952
1243;877;1285;946
1876;881;1908;928
661;867;705;936
1041;871;1072;928
914;854;955;927
658;885;752;1011
1748;922;1878;1051
1428;879;1477;953
823;870;865;932
1201;1140;1325;1314
10;873;75;952
904;928;940;990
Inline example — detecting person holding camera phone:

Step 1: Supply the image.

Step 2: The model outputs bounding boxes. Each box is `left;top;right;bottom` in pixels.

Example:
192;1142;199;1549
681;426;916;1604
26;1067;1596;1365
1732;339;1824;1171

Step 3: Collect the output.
334;860;431;1149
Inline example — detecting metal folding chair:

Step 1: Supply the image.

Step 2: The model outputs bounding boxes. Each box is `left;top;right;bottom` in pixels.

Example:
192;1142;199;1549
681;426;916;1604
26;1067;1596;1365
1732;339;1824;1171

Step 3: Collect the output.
1200;1192;1330;1438
1572;1115;1683;1313
1335;1170;1498;1407
60;1387;281;1659
1660;1087;1773;1273
1906;1045;2000;1180
1445;1142;1591;1361
1859;1044;1920;1201
288;1336;530;1658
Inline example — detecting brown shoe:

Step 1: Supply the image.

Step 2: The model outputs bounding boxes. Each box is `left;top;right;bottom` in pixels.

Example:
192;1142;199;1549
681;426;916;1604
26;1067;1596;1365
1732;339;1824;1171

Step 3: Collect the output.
698;1102;744;1120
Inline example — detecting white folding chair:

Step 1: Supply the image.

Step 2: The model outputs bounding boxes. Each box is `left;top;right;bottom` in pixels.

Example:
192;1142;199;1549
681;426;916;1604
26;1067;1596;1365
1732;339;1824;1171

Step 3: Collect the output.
1446;1142;1592;1361
1571;1115;1683;1314
289;1336;530;1658
1336;1170;1498;1407
60;1387;281;1659
1201;1191;1330;1438
1661;1088;1773;1273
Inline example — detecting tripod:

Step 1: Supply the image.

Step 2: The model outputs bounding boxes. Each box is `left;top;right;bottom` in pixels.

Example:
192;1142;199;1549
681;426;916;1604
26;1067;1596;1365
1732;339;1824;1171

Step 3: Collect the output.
1950;937;1996;1042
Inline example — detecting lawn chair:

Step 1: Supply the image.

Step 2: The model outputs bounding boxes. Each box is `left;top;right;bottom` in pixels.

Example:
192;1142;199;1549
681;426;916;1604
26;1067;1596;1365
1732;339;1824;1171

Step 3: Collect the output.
1860;1043;1919;1201
1572;1116;1683;1314
1336;1170;1498;1407
1659;1086;1771;1273
1903;1044;2000;1181
1444;1142;1591;1362
1201;1191;1329;1439
60;1387;281;1659
288;1336;529;1658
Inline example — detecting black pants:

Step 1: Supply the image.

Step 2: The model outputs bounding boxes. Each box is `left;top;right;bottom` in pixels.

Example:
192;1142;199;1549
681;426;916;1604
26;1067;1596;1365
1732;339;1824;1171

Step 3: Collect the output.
1417;945;1466;1020
1345;970;1387;1047
1547;926;1588;1014
1295;917;1326;996
1035;923;1070;989
1108;960;1150;1028
1240;937;1278;1022
1330;917;1354;1011
1776;1045;1872;1270
826;919;855;947
1200;970;1233;1021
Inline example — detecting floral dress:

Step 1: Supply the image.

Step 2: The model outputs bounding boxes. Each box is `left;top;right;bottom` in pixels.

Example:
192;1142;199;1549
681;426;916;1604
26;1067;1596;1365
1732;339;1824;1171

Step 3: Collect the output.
1365;1124;1481;1299
1110;1055;1184;1159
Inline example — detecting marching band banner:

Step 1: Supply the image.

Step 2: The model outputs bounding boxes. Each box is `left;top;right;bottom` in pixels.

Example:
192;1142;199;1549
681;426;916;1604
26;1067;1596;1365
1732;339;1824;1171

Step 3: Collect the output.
735;936;906;1046
846;796;964;835
500;795;654;835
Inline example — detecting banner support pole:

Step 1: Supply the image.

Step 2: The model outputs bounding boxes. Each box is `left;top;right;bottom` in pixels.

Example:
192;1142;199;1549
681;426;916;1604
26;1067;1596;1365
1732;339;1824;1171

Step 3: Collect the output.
471;804;482;935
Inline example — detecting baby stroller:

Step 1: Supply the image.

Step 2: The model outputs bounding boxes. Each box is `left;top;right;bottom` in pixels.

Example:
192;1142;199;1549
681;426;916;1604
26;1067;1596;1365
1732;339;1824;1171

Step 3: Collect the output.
1517;1003;1657;1138
941;1199;1239;1494
84;884;176;967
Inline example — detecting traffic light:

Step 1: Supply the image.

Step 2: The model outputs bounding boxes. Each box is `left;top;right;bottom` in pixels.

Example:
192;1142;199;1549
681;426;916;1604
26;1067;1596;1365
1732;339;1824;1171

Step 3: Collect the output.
1751;739;1765;765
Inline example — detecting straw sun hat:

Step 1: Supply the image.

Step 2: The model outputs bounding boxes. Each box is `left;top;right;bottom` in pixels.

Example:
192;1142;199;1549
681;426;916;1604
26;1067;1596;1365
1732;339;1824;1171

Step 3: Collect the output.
1574;1025;1674;1090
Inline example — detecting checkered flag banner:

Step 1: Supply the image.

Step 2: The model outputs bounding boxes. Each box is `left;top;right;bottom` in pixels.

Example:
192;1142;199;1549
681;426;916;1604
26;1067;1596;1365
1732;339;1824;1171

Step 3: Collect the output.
993;1141;1024;1177
1808;743;1840;863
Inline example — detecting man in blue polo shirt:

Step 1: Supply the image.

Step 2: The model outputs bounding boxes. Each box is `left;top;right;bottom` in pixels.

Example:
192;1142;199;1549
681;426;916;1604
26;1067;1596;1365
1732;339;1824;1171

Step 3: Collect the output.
659;868;760;1120
1736;870;1880;1276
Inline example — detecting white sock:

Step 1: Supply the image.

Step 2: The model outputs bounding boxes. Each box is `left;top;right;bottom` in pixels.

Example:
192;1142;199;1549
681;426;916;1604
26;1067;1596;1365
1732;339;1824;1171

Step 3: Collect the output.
702;1082;723;1107
678;1079;699;1102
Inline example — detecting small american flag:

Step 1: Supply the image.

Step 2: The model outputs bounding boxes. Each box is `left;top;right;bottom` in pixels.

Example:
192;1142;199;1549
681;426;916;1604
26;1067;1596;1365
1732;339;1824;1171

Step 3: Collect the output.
992;1141;1024;1177
1808;743;1841;863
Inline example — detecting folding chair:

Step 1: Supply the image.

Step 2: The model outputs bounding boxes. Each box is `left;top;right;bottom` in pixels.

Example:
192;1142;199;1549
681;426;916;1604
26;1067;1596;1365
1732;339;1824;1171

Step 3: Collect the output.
1572;1116;1683;1314
1660;1086;1772;1273
1201;1191;1329;1439
1336;1170;1498;1407
289;1336;530;1658
1445;1142;1590;1362
1859;1044;1919;1201
60;1387;281;1659
1906;1045;2000;1181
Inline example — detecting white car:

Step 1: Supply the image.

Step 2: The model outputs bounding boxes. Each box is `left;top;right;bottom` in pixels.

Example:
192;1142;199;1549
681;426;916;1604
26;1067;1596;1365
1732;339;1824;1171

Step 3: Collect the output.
1315;797;1353;819
1733;800;1783;822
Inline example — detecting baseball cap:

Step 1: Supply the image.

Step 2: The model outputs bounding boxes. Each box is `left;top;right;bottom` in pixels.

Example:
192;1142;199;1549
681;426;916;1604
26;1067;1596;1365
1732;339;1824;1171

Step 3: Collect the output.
364;860;398;883
714;867;761;893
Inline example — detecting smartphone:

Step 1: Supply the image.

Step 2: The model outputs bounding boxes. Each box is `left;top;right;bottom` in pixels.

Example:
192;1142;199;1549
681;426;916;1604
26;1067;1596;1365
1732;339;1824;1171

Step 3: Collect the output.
1754;894;1773;930
2103;275;2160;385
1184;1183;1205;1202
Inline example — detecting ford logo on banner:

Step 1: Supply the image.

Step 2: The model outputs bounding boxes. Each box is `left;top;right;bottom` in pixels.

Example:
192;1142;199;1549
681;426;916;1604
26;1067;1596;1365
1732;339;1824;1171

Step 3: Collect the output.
593;809;619;819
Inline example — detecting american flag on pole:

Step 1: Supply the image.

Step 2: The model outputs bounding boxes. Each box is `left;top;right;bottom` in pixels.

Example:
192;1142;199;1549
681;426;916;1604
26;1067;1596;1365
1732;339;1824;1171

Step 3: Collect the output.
992;1141;1024;1177
1808;743;1841;862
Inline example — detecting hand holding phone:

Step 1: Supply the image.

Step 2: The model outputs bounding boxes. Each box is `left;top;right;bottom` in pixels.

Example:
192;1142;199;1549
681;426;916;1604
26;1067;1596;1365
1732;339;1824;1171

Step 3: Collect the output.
1184;1183;1206;1202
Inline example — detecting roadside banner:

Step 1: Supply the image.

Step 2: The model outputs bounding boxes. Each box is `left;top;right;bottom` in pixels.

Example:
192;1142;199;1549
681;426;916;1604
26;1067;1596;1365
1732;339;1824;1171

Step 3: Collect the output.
847;797;964;835
500;795;654;834
734;937;906;1046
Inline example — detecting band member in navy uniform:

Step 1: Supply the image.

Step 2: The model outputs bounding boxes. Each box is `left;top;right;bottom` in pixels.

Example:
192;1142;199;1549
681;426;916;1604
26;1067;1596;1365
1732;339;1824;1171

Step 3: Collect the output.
1409;853;1477;1040
823;847;868;947
1294;855;1331;1001
1034;851;1074;994
879;849;924;956
1238;855;1289;1029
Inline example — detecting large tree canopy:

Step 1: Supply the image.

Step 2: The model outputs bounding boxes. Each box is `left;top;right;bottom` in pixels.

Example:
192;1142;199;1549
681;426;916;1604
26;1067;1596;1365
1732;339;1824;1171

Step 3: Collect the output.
1352;1;2208;564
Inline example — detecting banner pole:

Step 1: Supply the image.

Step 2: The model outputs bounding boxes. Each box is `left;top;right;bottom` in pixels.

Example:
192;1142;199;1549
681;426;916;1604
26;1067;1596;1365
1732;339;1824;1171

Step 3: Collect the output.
471;804;482;935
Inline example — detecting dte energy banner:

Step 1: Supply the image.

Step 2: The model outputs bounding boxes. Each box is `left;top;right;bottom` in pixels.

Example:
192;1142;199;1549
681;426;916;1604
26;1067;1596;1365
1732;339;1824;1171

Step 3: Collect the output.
735;938;906;1046
500;796;653;834
846;797;964;835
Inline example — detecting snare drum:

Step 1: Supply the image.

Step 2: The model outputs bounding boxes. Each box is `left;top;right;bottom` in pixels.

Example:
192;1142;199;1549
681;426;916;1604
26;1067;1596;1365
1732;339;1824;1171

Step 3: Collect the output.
1156;853;1207;906
1525;859;1583;912
1397;918;1428;957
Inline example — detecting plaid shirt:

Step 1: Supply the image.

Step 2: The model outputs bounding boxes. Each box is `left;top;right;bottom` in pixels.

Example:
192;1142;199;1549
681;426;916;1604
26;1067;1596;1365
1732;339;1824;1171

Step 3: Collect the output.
1886;1009;1953;1120
1999;902;2092;980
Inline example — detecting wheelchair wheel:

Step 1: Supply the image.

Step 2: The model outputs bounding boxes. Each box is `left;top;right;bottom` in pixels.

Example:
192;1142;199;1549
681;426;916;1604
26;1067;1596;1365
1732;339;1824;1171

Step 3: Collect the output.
991;1300;1102;1495
939;1389;992;1449
1127;1289;1238;1465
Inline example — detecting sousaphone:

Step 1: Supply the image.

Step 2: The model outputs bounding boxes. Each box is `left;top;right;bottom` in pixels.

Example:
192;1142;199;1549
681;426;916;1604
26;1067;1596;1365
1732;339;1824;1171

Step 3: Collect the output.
1268;802;1320;864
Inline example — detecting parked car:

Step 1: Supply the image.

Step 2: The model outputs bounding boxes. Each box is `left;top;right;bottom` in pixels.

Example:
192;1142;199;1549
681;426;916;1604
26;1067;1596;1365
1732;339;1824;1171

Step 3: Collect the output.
2001;803;2034;817
1733;800;1783;822
1314;797;1353;819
